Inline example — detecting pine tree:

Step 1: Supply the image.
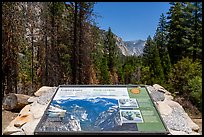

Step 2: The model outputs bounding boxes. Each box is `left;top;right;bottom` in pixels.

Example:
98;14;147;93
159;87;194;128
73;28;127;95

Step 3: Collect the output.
2;2;24;95
2;2;100;95
154;13;171;80
65;2;96;84
72;2;79;84
57;2;73;84
46;2;59;86
91;27;104;83
185;2;202;61
78;2;95;84
166;2;202;64
42;2;50;86
105;27;118;73
166;2;187;64
143;36;153;66
143;36;164;84
100;57;111;84
152;40;165;84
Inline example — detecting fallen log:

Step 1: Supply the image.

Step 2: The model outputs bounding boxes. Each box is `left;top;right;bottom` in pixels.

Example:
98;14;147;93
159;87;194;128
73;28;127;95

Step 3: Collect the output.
3;93;31;111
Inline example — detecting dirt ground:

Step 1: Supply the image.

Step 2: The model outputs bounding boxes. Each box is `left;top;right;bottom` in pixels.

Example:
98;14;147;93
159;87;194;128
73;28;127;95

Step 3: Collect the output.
2;109;19;133
192;118;202;135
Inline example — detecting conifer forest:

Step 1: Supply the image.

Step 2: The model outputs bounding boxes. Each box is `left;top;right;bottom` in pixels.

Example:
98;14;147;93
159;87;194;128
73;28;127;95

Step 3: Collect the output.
2;2;202;113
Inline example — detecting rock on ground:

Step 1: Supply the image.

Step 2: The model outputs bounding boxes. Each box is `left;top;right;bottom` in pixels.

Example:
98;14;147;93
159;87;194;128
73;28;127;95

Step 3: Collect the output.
21;118;41;135
14;113;34;127
37;89;56;105
162;106;193;133
3;86;56;135
3;93;31;111
157;101;173;116
27;97;38;103
149;84;201;135
30;101;48;119
150;91;165;102
10;131;26;135
153;84;171;95
34;86;56;97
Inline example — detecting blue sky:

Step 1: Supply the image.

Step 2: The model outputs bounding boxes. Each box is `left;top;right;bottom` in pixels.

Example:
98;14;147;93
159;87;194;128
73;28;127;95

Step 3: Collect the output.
93;2;171;41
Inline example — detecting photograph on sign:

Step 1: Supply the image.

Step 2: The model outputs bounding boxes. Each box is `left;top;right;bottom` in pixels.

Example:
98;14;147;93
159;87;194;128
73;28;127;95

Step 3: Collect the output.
42;97;123;131
118;98;139;108
120;110;143;123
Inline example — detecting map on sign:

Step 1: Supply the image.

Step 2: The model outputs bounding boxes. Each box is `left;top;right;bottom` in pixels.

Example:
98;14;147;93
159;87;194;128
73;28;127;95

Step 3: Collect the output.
34;85;169;135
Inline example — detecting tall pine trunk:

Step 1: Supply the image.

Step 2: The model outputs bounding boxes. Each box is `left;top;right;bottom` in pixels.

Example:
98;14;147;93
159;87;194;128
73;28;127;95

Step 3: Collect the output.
72;2;78;84
78;3;83;84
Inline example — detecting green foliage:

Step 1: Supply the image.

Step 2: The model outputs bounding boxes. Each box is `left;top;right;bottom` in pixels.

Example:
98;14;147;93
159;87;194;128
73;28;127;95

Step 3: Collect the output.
18;38;33;83
119;56;143;84
58;43;72;83
105;27;118;72
100;57;110;84
167;57;202;95
143;36;164;85
154;13;172;80
167;2;189;64
188;76;202;111
91;43;103;72
152;44;165;84
162;2;202;112
140;66;151;85
91;26;104;74
123;64;134;84
143;36;153;66
2;2;202;113
117;65;124;84
167;2;202;64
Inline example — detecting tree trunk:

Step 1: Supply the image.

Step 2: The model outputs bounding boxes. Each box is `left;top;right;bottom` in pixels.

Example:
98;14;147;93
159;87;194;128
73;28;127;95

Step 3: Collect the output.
72;2;78;84
78;3;83;84
45;3;48;86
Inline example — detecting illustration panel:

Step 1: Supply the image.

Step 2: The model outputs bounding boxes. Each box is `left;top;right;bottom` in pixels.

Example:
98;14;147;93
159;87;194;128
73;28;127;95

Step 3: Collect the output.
120;110;143;123
118;98;139;108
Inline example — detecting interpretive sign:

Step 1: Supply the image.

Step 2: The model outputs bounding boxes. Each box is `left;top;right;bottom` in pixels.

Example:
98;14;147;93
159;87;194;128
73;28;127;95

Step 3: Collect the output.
34;85;169;135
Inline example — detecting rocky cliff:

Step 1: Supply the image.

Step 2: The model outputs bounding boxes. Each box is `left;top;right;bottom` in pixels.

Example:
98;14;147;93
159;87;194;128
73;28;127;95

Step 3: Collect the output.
124;40;145;56
99;29;145;56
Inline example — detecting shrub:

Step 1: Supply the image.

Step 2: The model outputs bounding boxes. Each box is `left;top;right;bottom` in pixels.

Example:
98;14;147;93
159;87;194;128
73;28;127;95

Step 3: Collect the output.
141;66;151;85
167;57;202;95
188;76;202;111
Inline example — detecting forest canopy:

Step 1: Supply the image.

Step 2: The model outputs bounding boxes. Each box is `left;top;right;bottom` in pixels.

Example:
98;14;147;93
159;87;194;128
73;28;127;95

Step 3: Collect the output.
2;2;202;112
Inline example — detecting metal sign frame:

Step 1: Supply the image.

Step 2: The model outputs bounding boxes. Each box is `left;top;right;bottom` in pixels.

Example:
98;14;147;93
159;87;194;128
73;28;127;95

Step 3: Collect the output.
34;85;169;135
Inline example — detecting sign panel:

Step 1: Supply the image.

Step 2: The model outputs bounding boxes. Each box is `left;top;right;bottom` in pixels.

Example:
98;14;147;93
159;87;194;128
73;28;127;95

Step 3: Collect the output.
34;85;169;135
